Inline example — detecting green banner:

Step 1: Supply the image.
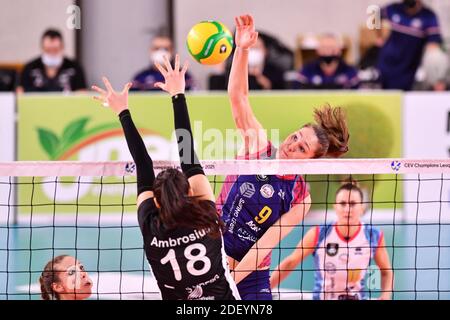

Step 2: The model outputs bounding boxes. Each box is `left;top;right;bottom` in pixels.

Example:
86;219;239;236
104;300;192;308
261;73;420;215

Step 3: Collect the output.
18;92;402;214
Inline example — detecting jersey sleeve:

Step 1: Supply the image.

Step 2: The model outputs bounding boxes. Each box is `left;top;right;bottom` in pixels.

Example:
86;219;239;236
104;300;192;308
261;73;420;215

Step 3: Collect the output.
380;4;390;21
425;12;443;44
289;176;310;208
137;197;158;233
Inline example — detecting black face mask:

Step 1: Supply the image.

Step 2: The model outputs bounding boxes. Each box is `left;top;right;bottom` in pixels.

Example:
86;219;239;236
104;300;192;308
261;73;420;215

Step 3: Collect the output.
319;55;340;65
403;0;417;9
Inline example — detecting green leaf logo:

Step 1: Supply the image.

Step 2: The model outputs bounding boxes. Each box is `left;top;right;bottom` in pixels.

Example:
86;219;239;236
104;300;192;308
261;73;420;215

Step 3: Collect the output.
62;117;89;146
37;117;121;160
37;128;60;159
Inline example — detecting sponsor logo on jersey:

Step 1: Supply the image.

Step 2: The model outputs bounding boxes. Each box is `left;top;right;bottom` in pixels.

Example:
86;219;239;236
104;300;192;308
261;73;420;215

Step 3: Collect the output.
260;184;274;198
411;18;422;29
324;262;337;275
256;175;269;182
246;220;261;232
240;182;256;198
186;274;220;300
236;228;258;243
326;243;339;256
278;189;285;200
338;253;349;263
187;285;203;299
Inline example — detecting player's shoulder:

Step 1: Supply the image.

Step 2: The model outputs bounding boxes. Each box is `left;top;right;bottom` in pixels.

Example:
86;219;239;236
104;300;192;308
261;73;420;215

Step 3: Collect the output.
137;197;158;226
384;3;403;14
23;57;43;70
317;223;335;241
420;6;439;19
362;224;383;241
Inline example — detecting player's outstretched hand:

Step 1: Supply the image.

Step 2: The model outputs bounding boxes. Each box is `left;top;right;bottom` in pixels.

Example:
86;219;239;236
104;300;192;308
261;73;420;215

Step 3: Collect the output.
92;77;131;115
234;14;258;50
154;54;188;96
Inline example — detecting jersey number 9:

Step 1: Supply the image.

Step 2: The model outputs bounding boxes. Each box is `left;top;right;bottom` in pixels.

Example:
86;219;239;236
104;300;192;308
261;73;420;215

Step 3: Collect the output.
255;206;272;224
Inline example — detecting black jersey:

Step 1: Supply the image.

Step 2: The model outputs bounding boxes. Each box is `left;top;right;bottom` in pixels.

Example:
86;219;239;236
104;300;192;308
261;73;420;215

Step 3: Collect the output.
138;198;240;300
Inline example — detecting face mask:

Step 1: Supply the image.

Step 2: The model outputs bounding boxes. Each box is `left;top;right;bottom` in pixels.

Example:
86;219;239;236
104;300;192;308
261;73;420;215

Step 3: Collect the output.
319;55;340;65
403;0;417;9
151;49;170;65
248;49;265;68
42;54;63;68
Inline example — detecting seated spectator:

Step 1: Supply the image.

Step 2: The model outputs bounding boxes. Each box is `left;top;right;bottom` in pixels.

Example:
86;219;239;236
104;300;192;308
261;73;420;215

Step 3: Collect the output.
377;0;443;90
131;35;194;91
293;34;360;89
18;29;86;93
414;47;449;91
208;35;286;90
208;62;228;90
247;37;286;90
0;68;17;91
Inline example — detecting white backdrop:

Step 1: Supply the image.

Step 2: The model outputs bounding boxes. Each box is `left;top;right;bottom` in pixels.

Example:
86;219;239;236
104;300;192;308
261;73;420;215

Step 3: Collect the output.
403;92;450;222
0;93;15;224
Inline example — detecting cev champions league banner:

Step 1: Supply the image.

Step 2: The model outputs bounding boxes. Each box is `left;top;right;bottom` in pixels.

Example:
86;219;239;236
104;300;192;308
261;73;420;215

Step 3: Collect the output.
16;92;402;216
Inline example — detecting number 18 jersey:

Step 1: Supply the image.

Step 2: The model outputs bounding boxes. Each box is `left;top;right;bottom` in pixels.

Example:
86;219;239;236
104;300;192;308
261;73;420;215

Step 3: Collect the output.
138;198;240;300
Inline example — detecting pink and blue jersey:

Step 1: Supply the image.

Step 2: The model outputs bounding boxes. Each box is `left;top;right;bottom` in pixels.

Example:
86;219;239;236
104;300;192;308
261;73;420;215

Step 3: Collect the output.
312;223;384;300
216;142;309;265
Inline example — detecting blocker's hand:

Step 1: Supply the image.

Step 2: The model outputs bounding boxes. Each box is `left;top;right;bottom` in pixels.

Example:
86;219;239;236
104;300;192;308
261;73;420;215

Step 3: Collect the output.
92;77;131;115
154;54;188;97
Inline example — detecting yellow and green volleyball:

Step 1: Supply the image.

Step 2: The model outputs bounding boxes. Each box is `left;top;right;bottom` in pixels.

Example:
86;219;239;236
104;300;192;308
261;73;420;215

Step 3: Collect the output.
186;21;233;65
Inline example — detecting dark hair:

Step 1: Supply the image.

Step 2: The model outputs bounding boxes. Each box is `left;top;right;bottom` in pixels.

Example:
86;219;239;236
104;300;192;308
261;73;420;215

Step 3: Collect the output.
153;168;223;238
336;178;363;202
304;104;349;158
41;29;63;43
39;255;68;300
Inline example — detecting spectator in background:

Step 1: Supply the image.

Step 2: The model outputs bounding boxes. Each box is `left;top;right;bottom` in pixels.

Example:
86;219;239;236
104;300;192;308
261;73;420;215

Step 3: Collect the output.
293;34;360;89
208;35;286;90
247;37;285;90
18;29;86;93
377;0;443;90
0;68;17;91
131;35;194;91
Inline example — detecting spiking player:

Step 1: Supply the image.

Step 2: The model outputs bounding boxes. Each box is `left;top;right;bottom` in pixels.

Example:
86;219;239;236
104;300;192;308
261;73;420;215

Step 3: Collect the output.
217;14;350;300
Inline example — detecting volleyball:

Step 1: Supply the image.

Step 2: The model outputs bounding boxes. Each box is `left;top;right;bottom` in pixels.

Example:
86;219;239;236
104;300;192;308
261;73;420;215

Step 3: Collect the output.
186;20;233;65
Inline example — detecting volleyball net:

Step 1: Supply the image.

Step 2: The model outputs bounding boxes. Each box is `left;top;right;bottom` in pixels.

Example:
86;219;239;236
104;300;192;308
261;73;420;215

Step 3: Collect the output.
0;159;449;300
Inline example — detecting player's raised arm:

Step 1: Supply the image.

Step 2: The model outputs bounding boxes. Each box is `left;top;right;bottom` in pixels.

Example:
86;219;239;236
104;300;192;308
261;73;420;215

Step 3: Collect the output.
154;54;214;202
228;14;268;155
92;77;155;207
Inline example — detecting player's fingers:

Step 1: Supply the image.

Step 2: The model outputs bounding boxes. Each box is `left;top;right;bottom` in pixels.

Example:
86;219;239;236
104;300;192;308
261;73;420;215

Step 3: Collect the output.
248;14;254;27
163;54;173;73
174;54;180;72
102;77;114;93
91;85;106;95
154;62;168;78
122;82;132;93
181;60;189;75
154;82;166;90
235;16;241;27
